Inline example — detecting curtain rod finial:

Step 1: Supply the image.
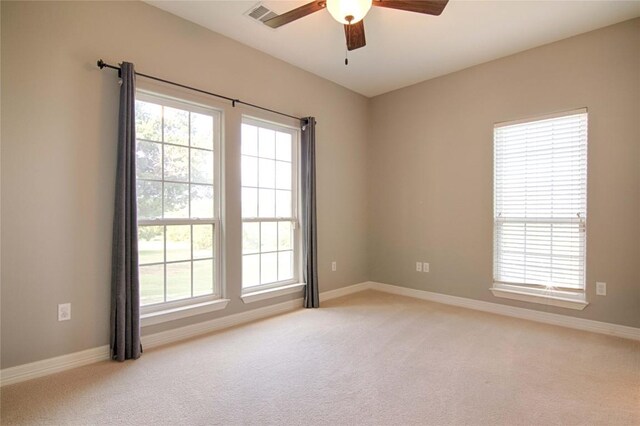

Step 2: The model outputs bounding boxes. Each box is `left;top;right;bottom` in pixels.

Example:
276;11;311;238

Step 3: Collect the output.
97;59;105;69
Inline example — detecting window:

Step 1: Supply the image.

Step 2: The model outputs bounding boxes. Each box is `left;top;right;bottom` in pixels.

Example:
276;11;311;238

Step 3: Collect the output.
241;118;299;293
135;92;223;315
492;109;588;308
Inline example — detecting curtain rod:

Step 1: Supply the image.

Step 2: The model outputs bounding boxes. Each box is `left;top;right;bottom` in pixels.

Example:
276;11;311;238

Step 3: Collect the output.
97;59;303;122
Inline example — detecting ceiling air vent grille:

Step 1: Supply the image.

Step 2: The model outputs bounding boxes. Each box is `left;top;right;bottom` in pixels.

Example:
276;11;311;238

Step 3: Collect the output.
260;11;278;22
245;4;279;24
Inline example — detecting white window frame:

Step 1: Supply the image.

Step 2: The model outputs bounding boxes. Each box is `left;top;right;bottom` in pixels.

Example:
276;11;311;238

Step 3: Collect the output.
135;90;228;325
490;109;589;310
240;116;303;300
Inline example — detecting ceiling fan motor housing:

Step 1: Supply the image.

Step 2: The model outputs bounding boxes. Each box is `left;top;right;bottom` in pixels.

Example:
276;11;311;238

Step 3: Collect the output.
326;0;373;25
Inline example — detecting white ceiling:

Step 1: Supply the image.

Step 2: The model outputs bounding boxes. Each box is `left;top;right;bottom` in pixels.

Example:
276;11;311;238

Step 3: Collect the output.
145;0;640;97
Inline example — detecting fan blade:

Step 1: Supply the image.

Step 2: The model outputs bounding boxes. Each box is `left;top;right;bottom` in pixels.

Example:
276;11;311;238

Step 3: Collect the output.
372;0;448;16
344;21;366;51
263;1;327;28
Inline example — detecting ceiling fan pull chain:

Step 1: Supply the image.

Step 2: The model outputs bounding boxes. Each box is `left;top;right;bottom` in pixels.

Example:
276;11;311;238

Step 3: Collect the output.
345;17;353;66
345;23;350;65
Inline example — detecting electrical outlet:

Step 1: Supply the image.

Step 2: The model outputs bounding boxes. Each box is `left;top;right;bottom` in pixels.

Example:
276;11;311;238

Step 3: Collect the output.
58;303;71;321
596;282;607;296
416;262;422;272
331;261;337;272
423;262;430;273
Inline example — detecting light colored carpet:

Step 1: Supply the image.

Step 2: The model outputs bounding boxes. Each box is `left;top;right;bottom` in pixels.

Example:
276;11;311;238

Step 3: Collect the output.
1;290;639;425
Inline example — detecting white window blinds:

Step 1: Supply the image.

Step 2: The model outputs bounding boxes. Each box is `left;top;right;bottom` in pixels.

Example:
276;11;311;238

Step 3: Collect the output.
493;110;588;290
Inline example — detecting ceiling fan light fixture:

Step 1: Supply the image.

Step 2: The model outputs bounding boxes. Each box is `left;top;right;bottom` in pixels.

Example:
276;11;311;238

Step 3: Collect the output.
326;0;372;25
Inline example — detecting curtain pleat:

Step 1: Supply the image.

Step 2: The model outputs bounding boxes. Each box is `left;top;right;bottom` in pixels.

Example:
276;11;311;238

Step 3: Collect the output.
301;117;319;308
110;62;142;361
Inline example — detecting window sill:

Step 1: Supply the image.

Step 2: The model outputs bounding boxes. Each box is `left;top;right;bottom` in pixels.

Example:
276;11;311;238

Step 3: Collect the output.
241;283;306;304
141;298;230;327
490;283;588;310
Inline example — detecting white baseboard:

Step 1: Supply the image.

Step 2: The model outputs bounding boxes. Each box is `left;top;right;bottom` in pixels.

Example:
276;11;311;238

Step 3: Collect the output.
369;282;640;341
0;345;111;387
0;281;369;387
4;280;637;387
144;281;372;350
142;297;302;350
320;281;371;301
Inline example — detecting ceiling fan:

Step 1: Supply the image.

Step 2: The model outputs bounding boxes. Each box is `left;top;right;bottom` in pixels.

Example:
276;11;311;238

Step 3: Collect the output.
263;0;449;62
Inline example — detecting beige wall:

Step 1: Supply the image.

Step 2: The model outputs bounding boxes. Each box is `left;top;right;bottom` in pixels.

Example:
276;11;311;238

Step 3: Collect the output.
0;1;369;368
368;18;640;327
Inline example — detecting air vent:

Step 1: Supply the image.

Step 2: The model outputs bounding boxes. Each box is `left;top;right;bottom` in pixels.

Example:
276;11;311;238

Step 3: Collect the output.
259;11;278;22
245;3;279;25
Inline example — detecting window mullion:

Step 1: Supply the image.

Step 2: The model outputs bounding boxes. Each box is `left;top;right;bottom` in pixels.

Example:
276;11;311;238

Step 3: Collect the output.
163;225;167;303
258;221;262;285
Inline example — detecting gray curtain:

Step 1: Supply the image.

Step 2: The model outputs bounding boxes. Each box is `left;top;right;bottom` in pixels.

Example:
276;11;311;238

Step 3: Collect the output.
301;117;319;308
110;62;142;361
